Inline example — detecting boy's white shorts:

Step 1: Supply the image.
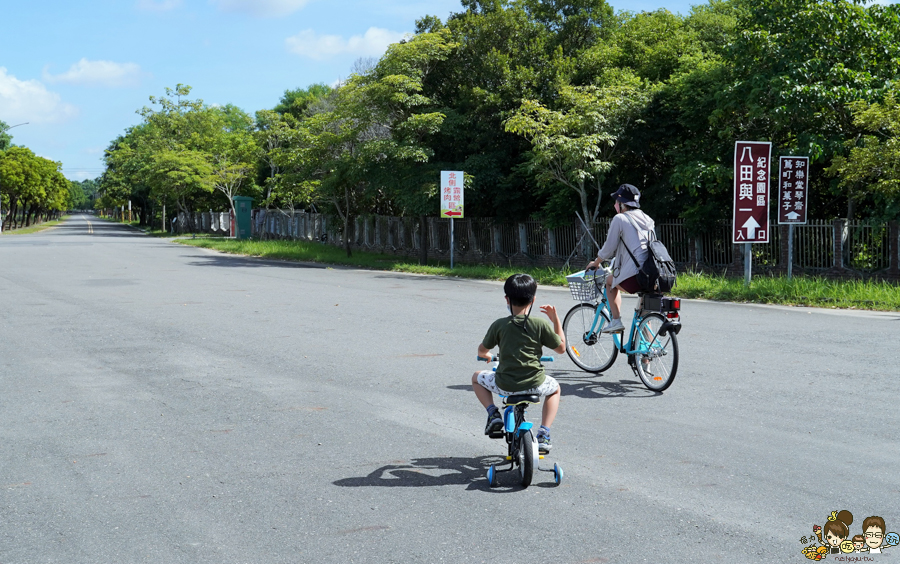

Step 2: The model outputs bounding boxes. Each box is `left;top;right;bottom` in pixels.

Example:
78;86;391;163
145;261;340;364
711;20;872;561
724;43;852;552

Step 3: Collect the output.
476;370;559;397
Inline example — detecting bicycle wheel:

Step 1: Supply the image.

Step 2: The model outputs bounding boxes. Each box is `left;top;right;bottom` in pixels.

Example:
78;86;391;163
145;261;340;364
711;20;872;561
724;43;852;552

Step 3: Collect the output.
563;303;618;373
633;313;678;392
518;430;535;488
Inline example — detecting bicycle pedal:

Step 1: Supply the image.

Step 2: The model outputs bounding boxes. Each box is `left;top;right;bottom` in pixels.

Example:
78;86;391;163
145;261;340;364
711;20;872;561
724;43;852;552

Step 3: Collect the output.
488;430;505;439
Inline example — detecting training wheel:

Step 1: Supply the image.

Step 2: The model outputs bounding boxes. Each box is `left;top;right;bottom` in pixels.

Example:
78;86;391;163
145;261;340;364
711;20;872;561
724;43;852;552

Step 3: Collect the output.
487;465;498;487
553;463;563;486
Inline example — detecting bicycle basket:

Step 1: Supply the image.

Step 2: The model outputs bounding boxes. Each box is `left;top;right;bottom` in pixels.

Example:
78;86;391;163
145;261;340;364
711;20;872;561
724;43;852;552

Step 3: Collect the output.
566;270;605;302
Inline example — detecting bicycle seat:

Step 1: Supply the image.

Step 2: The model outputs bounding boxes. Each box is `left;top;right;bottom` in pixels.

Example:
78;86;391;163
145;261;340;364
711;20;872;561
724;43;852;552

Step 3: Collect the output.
504;394;540;405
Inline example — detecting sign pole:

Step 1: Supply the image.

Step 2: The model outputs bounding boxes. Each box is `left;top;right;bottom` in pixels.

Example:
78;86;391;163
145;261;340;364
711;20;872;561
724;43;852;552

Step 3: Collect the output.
777;156;809;280
744;242;752;286
733;140;772;286
788;223;794;280
440;170;464;270
450;217;454;270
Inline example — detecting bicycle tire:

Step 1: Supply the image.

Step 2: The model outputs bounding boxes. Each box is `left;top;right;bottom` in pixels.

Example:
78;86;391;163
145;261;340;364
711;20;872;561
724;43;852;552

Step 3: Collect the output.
519;430;535;488
563;303;618;373
633;313;678;392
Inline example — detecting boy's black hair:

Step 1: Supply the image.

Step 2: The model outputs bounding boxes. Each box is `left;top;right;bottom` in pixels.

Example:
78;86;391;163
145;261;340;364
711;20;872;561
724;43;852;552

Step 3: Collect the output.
504;273;536;307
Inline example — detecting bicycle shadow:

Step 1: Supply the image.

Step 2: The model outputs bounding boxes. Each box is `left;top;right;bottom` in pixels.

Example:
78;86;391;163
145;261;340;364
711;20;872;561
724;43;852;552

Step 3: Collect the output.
332;456;560;492
549;369;663;399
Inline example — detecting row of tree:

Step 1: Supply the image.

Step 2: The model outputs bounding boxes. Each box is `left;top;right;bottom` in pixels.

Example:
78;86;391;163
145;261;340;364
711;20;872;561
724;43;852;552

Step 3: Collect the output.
96;0;900;254
0;121;89;229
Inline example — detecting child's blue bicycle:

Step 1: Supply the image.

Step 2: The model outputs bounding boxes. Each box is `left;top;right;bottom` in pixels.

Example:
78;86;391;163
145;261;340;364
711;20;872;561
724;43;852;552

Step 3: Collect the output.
562;268;682;392
477;354;563;488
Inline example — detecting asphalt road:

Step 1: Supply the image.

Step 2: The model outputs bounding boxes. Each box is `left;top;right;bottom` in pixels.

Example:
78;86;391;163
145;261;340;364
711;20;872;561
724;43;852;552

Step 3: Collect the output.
2;215;899;564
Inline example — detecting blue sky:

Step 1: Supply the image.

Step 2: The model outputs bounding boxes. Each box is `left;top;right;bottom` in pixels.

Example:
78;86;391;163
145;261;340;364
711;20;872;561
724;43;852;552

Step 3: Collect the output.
0;0;868;181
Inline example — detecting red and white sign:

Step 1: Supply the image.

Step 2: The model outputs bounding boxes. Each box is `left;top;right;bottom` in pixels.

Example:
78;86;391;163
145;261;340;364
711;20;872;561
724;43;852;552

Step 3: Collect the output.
733;141;772;243
777;156;809;224
440;171;464;218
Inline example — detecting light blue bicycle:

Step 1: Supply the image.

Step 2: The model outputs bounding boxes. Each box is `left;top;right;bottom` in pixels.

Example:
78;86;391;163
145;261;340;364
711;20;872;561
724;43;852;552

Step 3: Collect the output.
562;268;682;392
478;354;563;488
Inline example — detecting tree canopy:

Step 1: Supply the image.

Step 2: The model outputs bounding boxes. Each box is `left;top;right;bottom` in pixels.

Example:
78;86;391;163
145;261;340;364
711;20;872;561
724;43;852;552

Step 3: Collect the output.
94;0;900;237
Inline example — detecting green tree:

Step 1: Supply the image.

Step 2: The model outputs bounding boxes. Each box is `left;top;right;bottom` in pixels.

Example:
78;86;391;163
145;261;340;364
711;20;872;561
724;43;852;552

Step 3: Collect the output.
828;90;900;219
521;0;615;54
421;3;567;220
0;147;68;227
505;72;652;230
719;0;900;218
272;84;334;119
0;120;14;152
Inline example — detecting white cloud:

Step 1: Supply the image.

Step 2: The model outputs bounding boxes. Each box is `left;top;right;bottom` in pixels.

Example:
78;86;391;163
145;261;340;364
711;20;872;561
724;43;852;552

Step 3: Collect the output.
0;68;78;124
65;170;100;181
210;0;311;17
44;59;143;88
286;27;408;60
136;0;182;12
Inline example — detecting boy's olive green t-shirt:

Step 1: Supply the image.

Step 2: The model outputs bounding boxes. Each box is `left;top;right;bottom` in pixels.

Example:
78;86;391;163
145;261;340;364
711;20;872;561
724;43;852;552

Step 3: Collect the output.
482;315;562;392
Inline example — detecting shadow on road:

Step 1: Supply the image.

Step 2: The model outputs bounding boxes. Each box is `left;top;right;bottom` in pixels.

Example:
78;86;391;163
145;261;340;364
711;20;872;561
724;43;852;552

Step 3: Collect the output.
333;456;560;491
183;253;327;270
551;370;663;399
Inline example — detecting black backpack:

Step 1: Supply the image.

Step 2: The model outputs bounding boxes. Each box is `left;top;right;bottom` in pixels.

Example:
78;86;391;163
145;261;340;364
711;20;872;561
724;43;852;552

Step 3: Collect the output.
620;214;677;294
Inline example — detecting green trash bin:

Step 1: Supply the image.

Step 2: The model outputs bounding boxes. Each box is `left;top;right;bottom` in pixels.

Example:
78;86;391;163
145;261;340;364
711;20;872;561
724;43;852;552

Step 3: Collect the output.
233;196;253;240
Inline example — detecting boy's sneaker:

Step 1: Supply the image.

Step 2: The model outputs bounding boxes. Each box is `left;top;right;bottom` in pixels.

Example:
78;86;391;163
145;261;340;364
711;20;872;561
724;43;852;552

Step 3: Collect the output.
484;408;503;435
601;318;625;333
536;429;552;454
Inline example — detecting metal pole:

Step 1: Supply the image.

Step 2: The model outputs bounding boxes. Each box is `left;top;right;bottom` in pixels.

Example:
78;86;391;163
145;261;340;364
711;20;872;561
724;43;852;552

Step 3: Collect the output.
450;217;454;269
744;242;752;286
787;224;794;280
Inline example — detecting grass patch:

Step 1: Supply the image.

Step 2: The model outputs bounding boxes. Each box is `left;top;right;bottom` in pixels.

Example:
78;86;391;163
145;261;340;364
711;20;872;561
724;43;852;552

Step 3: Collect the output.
1;217;69;235
178;237;900;311
674;271;900;311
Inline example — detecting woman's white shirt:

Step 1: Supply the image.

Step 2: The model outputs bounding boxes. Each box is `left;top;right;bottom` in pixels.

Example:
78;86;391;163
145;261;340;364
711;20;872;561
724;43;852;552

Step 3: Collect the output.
596;209;655;288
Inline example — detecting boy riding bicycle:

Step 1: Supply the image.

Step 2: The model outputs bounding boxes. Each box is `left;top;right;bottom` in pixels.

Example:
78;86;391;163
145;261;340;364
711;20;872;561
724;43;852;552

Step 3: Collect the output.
471;273;566;454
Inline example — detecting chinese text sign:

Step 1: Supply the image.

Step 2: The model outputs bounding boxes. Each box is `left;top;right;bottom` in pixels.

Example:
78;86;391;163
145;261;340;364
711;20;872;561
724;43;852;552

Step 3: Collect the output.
440;171;464;218
777;156;809;224
733;141;772;243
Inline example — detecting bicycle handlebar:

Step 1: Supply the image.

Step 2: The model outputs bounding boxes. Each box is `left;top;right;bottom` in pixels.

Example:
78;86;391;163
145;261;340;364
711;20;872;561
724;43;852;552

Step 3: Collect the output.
477;355;555;362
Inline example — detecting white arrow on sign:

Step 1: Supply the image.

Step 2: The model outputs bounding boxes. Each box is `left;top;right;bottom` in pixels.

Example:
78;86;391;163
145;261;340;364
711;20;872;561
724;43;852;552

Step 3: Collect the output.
742;216;761;239
785;211;800;221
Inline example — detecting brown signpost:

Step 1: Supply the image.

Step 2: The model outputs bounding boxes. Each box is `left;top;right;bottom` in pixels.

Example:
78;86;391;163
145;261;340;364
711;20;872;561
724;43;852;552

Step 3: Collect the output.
777;156;809;225
733;141;772;284
777;156;810;279
733;141;772;243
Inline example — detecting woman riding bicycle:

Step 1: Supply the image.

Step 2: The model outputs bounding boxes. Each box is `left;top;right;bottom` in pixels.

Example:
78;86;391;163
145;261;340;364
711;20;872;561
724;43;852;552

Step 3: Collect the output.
585;183;655;334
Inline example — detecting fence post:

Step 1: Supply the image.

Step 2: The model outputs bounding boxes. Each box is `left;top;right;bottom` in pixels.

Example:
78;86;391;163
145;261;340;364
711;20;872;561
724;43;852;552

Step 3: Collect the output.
518;223;528;256
430;218;439;251
732;244;743;276
890;221;899;278
833;219;846;270
492;224;502;256
375;216;382;248
779;224;790;275
579;222;591;260
548;228;557;257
